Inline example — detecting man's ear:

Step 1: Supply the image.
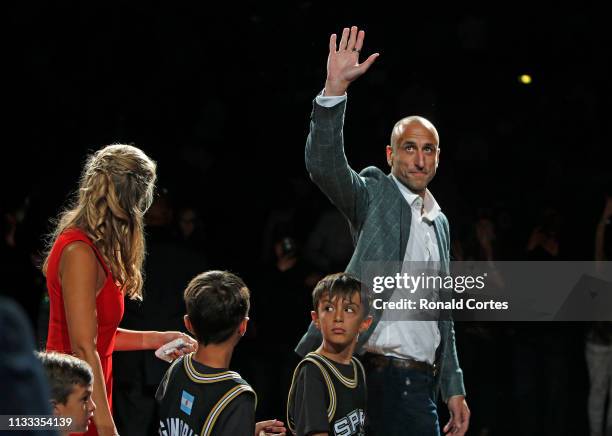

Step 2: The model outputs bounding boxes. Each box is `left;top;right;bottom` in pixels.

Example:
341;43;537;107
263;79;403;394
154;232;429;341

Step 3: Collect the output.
311;311;320;330
386;145;394;167
360;315;373;333
435;147;440;169
238;317;249;337
184;315;195;336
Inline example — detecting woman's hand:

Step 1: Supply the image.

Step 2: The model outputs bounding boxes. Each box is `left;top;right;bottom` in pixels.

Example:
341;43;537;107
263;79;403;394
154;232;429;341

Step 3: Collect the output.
149;331;197;359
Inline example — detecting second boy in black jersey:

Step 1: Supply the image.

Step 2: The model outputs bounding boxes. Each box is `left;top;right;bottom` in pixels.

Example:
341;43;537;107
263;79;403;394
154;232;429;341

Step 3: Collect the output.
156;270;286;436
287;273;372;436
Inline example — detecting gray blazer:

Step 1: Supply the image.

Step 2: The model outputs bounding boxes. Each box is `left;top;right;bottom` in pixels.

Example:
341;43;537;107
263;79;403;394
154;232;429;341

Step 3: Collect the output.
295;98;466;401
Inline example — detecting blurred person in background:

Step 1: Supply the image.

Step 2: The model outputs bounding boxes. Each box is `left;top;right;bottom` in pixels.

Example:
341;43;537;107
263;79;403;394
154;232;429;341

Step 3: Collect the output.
585;195;612;436
247;233;319;421
453;210;502;436
526;207;562;261
1;296;57;436
176;205;208;254
304;206;354;274
512;207;576;436
0;194;43;329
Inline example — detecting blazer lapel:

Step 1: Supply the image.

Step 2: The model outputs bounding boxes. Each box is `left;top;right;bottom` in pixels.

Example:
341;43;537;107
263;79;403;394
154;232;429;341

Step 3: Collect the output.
399;200;411;261
387;174;411;261
433;218;449;274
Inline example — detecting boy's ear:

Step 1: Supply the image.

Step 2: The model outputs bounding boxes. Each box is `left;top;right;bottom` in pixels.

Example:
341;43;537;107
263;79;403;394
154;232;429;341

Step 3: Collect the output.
50;400;62;417
238;317;249;337
184;315;195;336
359;315;373;333
311;311;320;330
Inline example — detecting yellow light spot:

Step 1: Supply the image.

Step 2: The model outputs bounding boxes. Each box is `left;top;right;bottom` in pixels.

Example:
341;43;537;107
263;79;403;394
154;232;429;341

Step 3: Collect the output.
519;74;532;85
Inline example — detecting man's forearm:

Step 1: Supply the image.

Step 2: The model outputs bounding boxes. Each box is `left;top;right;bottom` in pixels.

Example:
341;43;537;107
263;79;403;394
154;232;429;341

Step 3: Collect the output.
304;99;364;220
305;99;348;177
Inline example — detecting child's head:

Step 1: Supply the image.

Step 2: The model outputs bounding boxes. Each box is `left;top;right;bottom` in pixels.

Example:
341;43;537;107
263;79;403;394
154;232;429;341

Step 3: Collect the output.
37;352;95;434
311;273;372;350
183;270;250;346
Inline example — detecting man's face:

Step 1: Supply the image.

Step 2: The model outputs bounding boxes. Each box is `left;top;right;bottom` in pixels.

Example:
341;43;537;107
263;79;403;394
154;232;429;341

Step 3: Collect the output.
386;120;440;194
312;292;371;349
54;383;95;433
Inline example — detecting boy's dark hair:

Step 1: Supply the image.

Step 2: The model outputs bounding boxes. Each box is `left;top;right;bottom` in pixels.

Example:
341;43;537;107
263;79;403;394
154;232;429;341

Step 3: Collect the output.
312;273;370;317
184;270;250;346
37;352;93;405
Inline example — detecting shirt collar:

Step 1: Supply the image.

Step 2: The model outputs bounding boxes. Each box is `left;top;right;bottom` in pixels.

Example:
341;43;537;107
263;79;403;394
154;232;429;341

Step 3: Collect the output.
391;174;441;222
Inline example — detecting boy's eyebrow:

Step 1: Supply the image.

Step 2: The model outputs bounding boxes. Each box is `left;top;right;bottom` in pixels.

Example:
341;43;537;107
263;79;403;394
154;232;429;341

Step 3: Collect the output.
80;386;93;399
323;297;360;305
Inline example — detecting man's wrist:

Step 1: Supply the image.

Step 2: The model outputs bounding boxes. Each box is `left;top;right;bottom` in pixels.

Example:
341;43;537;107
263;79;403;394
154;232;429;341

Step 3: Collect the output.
323;79;348;96
447;394;466;403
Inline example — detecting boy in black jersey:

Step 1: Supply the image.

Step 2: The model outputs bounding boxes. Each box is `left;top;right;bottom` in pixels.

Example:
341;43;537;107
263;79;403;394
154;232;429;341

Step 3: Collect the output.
156;270;286;436
287;273;372;436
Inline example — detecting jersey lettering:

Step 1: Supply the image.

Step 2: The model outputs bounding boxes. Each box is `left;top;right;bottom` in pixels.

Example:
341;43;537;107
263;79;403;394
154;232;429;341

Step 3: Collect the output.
159;418;195;436
332;409;365;436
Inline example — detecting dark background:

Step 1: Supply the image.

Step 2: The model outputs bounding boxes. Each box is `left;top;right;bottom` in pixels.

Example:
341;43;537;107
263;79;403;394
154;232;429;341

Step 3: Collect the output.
3;2;612;435
5;2;611;263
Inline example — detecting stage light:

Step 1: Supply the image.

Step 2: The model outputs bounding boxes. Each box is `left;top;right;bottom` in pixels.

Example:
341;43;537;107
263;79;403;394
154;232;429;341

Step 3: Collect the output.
519;74;532;85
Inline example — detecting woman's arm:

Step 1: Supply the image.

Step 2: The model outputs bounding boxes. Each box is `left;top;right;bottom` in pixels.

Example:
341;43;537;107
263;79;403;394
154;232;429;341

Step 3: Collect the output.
60;242;118;436
114;328;196;352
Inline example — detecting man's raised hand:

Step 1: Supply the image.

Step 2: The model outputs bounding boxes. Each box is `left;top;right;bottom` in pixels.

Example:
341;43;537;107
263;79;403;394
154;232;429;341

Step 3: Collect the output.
324;26;379;96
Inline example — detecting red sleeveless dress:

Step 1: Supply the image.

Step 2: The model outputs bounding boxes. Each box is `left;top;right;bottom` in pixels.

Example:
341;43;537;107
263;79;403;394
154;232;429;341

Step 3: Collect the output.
46;228;124;436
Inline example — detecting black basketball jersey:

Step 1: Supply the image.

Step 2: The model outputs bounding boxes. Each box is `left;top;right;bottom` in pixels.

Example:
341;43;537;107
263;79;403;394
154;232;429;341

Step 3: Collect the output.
156;353;256;436
287;352;367;436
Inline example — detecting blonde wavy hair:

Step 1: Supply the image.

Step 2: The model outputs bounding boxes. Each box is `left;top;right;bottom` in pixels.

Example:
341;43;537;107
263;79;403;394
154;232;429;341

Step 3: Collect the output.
43;144;157;300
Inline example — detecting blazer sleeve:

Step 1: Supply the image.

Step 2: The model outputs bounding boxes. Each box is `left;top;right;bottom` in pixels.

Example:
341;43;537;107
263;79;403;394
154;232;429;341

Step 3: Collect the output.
305;98;369;231
439;320;466;401
437;215;466;401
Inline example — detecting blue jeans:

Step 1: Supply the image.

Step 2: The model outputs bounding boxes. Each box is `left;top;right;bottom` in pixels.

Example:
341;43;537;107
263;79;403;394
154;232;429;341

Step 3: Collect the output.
364;359;440;436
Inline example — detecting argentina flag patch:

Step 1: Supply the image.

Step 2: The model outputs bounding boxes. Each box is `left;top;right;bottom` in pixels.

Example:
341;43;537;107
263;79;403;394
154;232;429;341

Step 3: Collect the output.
180;390;195;415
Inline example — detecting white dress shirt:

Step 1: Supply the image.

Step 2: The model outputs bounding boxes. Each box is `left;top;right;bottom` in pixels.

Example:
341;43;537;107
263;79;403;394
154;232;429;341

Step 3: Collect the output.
363;176;442;364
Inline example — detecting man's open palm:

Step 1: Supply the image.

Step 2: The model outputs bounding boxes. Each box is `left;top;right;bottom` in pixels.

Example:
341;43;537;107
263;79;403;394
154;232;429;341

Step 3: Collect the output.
324;26;379;96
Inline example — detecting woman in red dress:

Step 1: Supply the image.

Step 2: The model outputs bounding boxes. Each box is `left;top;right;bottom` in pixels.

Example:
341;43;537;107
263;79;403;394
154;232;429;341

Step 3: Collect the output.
43;144;196;436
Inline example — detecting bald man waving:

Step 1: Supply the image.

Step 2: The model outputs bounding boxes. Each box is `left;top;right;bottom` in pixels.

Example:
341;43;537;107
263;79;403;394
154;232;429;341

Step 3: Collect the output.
295;26;470;436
